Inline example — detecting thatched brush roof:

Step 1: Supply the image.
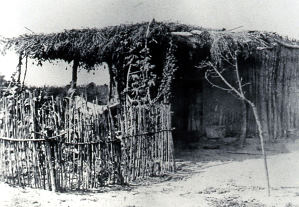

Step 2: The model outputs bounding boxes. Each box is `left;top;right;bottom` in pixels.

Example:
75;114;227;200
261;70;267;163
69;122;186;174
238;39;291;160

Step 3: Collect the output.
1;22;206;68
3;21;298;70
1;21;299;104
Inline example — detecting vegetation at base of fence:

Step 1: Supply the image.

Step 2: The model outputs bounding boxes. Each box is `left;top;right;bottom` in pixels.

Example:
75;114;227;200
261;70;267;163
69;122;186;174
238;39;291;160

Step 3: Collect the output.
0;90;175;191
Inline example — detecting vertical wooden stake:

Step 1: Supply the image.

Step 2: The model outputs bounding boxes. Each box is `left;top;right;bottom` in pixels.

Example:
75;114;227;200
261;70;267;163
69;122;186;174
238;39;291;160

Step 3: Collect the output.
240;101;247;147
71;59;79;89
17;54;23;84
45;140;56;192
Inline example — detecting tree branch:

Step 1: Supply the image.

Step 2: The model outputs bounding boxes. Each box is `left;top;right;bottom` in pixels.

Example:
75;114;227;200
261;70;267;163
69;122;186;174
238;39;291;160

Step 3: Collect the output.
205;71;232;92
207;61;243;97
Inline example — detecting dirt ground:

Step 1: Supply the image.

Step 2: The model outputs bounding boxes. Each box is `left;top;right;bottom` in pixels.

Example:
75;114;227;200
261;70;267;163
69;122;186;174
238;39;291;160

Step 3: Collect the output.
1;137;299;207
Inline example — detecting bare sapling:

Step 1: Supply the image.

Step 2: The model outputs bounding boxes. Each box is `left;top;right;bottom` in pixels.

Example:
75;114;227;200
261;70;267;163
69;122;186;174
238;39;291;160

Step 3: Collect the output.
199;50;271;196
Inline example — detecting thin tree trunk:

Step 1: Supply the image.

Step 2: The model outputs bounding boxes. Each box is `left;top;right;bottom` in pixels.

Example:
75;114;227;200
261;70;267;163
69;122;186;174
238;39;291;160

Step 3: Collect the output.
204;52;271;196
248;101;271;196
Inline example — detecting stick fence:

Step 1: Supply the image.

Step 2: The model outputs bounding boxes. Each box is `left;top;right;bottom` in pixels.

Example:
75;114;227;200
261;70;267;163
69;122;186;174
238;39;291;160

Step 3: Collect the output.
0;91;175;191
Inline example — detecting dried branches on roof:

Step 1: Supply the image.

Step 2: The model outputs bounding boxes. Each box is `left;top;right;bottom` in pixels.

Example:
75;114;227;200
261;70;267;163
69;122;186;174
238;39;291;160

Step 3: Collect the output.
1;21;298;104
1;22;204;69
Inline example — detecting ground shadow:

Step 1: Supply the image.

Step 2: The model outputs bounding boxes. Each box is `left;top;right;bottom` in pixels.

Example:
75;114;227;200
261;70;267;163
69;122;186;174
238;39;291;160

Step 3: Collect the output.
172;136;299;181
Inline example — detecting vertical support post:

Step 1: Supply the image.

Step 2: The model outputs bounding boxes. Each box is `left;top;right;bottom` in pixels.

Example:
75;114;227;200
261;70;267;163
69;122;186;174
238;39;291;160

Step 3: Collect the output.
168;105;175;172
21;56;28;89
240;100;247;147
71;59;79;89
17;53;23;84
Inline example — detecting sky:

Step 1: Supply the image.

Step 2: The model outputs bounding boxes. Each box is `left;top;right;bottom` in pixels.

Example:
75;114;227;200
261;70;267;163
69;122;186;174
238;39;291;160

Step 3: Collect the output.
0;0;298;86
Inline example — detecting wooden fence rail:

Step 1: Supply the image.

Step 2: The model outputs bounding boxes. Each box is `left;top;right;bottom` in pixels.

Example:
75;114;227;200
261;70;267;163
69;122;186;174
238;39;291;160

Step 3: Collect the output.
0;91;175;191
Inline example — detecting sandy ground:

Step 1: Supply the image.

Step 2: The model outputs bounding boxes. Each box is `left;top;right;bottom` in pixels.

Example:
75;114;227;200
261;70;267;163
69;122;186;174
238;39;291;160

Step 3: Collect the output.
1;138;299;207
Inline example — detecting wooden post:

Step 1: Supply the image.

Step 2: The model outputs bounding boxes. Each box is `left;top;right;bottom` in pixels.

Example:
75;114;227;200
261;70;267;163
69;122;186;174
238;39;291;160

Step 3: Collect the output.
17;54;23;84
71;59;79;89
240;101;247;147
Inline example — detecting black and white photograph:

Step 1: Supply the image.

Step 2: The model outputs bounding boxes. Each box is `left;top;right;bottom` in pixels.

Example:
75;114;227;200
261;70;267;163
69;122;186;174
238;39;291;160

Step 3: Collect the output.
0;0;299;206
